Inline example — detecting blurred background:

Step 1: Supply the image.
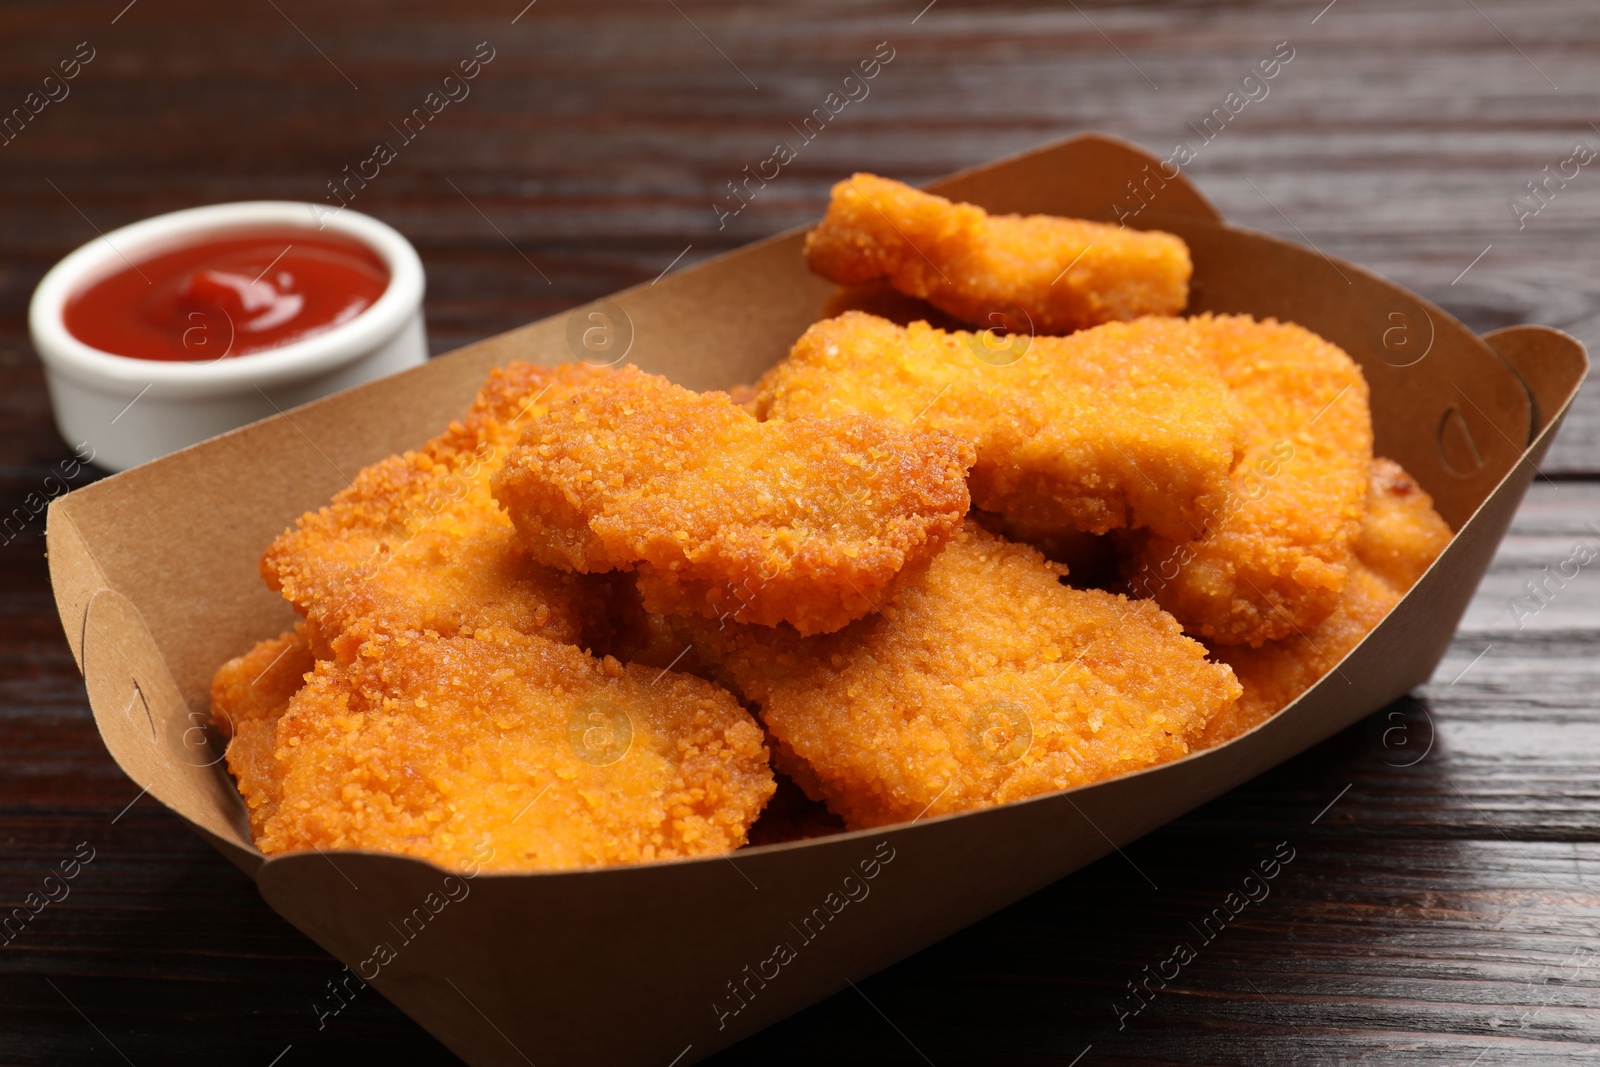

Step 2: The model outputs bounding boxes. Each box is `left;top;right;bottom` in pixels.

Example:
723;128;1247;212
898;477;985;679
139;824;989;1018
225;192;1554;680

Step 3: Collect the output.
2;1;1598;1064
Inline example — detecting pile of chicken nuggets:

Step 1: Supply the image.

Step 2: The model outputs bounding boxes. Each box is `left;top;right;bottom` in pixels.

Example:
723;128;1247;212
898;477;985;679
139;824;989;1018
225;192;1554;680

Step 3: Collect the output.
214;173;1454;872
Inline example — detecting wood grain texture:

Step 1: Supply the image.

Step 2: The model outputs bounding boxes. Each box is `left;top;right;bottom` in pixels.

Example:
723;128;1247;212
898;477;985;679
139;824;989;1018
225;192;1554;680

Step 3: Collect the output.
0;0;1596;1063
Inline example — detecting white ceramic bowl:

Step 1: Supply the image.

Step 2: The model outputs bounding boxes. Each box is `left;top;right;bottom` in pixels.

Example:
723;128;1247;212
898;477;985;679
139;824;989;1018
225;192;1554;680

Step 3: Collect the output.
30;201;428;472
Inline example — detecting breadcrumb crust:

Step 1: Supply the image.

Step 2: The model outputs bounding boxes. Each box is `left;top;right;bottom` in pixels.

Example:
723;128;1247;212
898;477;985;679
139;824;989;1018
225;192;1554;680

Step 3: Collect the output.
234;624;774;872
756;311;1244;544
668;523;1241;828
261;362;612;651
804;173;1191;334
493;365;974;635
1123;314;1374;646
1201;458;1451;746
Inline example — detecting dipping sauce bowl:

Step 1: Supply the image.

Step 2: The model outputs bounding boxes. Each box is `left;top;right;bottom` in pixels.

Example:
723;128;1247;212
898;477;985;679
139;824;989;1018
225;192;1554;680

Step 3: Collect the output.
30;201;427;471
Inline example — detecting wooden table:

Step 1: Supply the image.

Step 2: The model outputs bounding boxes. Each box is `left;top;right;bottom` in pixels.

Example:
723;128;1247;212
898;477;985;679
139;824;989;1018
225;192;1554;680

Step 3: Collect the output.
2;1;1597;1062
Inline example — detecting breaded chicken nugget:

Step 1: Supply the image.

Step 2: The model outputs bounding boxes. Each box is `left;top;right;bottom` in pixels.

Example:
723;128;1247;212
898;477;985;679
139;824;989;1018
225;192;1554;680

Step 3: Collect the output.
804;173;1192;335
212;623;316;838
755;311;1243;544
1199;562;1398;748
262;362;610;651
667;523;1240;829
1123;314;1373;646
1200;458;1451;746
243;625;774;872
1356;457;1453;591
492;366;974;635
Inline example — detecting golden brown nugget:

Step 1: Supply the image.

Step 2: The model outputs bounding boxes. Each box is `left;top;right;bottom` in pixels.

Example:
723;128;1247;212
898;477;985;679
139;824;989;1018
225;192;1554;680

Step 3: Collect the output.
756;311;1242;544
1123;314;1374;646
1200;562;1398;748
492;366;974;636
212;623;316;838
243;625;774;872
1356;457;1453;591
804;173;1191;335
1200;458;1451;746
669;524;1240;829
262;362;610;651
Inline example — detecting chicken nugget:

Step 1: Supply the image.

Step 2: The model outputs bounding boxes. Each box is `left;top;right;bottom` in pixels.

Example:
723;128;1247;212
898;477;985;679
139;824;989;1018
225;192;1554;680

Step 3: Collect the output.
212;623;316;838
668;523;1240;829
755;311;1243;544
1200;458;1451;746
492;365;975;635
262;362;610;650
1199;562;1397;748
1356;457;1453;591
1123;314;1373;646
243;624;774;872
804;173;1191;335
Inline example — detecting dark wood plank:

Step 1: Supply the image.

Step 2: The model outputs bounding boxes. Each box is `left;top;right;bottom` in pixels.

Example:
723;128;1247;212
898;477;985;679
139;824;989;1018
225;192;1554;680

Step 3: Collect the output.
1;0;1597;1063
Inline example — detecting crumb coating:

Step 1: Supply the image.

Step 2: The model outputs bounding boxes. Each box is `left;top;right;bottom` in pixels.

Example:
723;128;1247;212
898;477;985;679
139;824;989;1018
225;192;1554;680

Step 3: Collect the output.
240;625;774;872
756;311;1243;544
670;523;1240;828
261;362;611;652
804;172;1191;334
1124;314;1373;646
492;365;974;635
1356;457;1453;592
211;622;316;838
1201;458;1451;745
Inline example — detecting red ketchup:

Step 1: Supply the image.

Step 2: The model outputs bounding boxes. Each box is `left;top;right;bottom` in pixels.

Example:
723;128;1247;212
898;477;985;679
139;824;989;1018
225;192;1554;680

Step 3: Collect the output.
63;229;389;362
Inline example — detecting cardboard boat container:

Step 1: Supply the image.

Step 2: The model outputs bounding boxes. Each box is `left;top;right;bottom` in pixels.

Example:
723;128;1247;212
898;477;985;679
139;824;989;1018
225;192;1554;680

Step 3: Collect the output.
46;135;1587;1066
